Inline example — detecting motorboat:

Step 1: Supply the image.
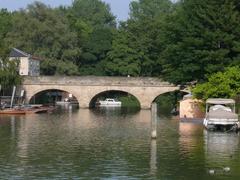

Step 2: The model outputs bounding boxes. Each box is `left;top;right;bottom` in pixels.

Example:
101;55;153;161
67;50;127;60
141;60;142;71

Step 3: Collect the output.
203;98;239;131
55;98;71;105
96;98;121;107
56;98;78;105
55;101;71;105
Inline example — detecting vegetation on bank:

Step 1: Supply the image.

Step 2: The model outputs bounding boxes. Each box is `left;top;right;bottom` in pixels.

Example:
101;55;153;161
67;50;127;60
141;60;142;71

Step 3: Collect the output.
154;91;188;115
192;66;240;101
0;59;21;94
118;96;140;108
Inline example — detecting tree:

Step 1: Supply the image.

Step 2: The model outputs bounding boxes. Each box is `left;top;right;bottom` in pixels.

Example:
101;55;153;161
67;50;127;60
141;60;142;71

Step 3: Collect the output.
0;9;12;58
104;30;142;76
5;2;81;74
105;0;173;76
78;27;114;75
70;0;116;28
66;0;116;75
0;59;22;92
161;0;240;84
41;59;79;76
192;66;240;100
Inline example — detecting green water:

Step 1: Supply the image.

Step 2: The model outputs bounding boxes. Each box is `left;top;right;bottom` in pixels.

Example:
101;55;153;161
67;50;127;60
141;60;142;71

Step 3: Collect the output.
0;107;240;179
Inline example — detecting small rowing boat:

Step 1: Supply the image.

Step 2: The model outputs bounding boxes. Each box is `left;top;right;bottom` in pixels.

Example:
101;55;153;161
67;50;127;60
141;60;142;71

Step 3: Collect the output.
0;106;54;115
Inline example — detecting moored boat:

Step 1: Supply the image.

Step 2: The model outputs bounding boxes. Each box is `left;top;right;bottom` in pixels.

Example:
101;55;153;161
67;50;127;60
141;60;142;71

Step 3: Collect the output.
55;101;71;105
0;105;54;115
0;109;26;115
203;98;239;131
97;98;121;107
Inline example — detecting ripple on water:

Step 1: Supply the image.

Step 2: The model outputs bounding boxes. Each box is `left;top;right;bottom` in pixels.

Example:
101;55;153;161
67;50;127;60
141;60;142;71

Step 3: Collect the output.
0;109;240;179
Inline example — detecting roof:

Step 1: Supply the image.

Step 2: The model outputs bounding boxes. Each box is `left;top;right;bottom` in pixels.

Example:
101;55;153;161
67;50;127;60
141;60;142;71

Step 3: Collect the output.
10;48;30;57
9;48;42;61
182;93;193;100
206;98;235;105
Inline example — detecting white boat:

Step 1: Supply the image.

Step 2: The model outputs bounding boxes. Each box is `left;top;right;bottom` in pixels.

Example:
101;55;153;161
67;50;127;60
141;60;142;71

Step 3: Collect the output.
55;101;71;105
203;98;239;131
56;98;71;105
97;98;121;107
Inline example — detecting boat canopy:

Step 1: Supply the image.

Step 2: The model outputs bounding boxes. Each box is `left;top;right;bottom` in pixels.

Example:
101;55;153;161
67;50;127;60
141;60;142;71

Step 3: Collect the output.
207;109;238;120
206;98;235;105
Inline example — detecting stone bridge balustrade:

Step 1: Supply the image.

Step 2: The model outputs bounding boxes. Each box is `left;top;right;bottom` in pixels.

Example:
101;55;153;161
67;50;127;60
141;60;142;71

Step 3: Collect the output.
22;76;179;109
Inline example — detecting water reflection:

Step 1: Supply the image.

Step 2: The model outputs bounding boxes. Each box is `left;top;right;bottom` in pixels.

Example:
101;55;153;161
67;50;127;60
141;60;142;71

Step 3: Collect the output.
204;130;239;164
11;116;16;138
92;106;140;116
0;109;240;179
150;140;157;175
179;122;203;155
0;109;153;179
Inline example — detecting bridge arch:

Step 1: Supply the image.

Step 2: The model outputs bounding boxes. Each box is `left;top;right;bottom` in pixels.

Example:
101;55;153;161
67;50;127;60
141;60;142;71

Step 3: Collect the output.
151;89;189;105
88;90;141;108
151;90;190;115
25;87;80;105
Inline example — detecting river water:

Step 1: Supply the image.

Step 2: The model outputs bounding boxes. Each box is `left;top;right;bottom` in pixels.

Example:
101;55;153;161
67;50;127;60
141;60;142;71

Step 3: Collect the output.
0;107;240;179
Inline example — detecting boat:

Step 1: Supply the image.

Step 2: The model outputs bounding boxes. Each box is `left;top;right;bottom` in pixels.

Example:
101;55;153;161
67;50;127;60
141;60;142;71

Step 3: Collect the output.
203;98;239;131
56;98;71;105
55;101;71;105
0;105;54;115
96;98;121;107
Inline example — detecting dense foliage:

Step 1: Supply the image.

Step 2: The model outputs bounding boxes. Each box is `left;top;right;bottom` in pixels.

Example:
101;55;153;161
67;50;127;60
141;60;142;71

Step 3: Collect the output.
192;66;240;100
161;0;240;84
0;59;22;92
0;0;240;88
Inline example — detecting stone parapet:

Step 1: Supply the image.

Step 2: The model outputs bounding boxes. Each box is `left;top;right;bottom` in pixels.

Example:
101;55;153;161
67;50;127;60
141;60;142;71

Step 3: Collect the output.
23;76;175;87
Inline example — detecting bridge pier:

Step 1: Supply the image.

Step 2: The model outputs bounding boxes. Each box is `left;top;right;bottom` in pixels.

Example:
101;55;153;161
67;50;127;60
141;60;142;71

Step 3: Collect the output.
141;104;152;110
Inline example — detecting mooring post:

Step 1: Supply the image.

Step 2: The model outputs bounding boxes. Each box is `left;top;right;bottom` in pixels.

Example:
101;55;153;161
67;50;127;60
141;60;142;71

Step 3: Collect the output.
151;103;157;139
10;86;16;108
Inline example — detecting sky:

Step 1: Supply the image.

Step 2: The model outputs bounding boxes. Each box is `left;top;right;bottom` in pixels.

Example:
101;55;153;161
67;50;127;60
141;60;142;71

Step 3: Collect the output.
0;0;132;21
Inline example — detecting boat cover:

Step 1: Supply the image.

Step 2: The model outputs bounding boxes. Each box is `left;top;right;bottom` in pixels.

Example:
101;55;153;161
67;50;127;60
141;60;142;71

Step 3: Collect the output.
207;109;238;120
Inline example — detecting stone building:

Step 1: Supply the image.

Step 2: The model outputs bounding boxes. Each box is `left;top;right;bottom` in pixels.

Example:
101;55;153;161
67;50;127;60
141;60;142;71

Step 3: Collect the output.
179;94;204;119
9;48;41;76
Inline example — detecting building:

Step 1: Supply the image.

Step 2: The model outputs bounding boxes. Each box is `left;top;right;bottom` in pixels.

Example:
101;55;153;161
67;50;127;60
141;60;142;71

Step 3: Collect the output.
9;48;41;76
179;94;204;120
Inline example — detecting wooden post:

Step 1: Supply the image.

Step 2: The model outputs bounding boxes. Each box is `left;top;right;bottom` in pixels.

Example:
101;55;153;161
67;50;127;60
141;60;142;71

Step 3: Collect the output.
10;86;16;108
151;103;157;139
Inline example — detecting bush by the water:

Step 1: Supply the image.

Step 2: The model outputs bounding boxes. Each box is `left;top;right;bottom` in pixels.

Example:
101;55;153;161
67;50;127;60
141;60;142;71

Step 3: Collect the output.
118;96;140;108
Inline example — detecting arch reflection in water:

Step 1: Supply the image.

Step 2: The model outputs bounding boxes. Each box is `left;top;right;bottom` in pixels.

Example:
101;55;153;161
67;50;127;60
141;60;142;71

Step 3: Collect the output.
204;130;239;164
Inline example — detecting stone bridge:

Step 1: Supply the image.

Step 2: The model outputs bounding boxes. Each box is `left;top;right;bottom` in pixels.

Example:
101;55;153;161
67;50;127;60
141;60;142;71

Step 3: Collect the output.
22;76;179;109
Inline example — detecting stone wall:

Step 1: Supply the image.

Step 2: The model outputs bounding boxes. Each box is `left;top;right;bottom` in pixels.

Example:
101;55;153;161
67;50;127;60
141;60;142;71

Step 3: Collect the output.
179;99;204;119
